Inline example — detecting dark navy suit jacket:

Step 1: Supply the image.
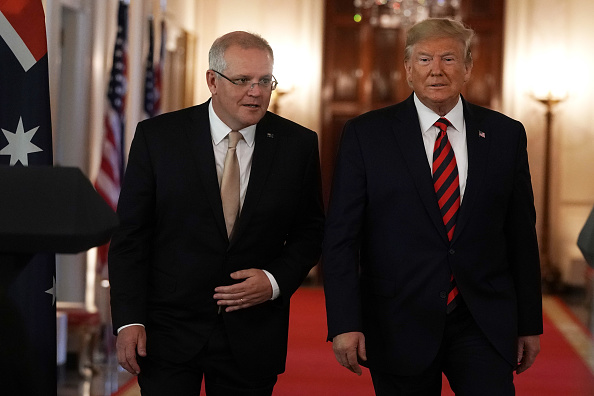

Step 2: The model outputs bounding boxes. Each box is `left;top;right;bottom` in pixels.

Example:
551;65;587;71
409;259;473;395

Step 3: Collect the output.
323;94;542;375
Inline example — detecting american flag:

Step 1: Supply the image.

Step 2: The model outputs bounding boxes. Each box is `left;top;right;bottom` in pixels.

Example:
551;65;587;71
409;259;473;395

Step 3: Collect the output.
0;0;56;393
95;0;128;279
154;19;165;115
143;16;156;118
144;17;165;118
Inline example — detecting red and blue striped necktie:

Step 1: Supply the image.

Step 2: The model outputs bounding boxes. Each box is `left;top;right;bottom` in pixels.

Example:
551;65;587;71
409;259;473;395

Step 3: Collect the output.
432;117;461;313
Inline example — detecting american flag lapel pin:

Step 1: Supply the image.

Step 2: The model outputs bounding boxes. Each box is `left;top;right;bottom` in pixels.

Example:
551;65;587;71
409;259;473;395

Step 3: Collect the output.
478;131;486;138
267;133;274;138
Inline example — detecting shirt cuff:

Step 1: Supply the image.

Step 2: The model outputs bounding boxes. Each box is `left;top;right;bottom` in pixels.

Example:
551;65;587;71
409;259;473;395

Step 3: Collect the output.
262;269;280;300
117;323;145;334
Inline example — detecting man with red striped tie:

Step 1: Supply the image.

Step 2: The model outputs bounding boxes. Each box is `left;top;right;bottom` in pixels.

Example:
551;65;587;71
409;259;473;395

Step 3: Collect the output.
323;18;542;395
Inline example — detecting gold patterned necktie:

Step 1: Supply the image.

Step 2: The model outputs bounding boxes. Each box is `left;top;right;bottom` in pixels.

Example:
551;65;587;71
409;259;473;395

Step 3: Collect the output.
221;131;242;238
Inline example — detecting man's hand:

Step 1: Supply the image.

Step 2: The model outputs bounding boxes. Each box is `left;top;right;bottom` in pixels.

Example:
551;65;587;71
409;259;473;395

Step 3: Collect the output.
332;331;367;376
214;269;273;312
516;334;540;374
116;325;147;375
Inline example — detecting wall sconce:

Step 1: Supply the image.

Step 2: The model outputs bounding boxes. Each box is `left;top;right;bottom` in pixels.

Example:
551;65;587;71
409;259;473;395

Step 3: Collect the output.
530;90;567;292
269;46;300;116
270;86;294;115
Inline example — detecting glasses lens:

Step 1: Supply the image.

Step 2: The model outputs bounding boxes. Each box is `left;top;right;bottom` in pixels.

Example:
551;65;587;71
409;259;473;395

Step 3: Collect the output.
214;70;277;91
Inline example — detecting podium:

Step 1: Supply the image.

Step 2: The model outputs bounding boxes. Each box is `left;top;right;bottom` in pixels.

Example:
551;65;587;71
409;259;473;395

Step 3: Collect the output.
0;166;118;395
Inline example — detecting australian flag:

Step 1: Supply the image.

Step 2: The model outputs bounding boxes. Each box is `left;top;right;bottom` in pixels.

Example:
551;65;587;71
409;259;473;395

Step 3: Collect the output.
0;1;56;395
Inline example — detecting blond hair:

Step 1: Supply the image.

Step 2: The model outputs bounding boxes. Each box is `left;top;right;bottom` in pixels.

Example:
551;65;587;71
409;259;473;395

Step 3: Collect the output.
404;18;474;66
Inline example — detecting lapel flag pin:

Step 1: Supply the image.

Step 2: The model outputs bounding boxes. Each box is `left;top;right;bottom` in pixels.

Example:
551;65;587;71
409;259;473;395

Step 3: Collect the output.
267;133;274;138
479;131;486;138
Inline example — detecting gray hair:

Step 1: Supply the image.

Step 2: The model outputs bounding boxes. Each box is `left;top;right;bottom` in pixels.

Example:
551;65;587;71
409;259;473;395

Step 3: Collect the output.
404;18;474;66
208;31;274;73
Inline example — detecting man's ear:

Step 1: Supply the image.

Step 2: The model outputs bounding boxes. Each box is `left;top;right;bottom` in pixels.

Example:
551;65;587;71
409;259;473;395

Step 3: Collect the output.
404;60;413;85
464;63;473;83
206;70;217;95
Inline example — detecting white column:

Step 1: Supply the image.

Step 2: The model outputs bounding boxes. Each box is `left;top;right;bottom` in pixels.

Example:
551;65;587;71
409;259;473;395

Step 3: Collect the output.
125;0;148;157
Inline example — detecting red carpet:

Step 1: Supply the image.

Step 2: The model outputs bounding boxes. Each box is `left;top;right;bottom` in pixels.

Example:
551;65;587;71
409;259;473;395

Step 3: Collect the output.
513;296;594;395
276;288;594;395
113;288;594;395
275;287;374;395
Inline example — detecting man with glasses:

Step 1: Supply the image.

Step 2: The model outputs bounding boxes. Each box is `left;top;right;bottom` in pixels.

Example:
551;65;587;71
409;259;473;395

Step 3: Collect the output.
109;31;324;395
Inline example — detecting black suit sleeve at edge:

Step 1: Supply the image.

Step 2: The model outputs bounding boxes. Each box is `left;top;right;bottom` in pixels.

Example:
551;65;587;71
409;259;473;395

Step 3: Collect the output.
322;119;367;340
505;124;543;336
108;122;155;334
269;131;325;301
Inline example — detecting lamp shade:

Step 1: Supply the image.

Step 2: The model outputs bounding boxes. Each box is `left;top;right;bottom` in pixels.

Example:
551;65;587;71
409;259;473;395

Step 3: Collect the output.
578;205;594;268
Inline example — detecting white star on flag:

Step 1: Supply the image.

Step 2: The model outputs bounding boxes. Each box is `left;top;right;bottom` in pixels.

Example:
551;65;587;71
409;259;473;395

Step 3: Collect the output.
0;116;43;166
45;276;56;306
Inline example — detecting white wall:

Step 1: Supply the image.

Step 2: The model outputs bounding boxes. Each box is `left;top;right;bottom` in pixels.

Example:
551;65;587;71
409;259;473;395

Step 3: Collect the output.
504;0;594;285
46;0;93;303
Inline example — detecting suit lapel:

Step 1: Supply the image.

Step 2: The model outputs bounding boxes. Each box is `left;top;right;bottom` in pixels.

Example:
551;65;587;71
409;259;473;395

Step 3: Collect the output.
230;113;279;245
184;102;228;241
392;96;449;243
451;99;489;243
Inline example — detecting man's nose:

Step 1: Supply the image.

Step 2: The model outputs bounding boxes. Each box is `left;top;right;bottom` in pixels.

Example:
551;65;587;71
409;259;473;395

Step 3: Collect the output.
430;59;443;75
248;82;263;95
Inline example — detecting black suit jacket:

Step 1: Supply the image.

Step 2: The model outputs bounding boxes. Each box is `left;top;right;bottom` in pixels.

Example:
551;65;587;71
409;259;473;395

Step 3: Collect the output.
323;94;542;375
109;100;324;378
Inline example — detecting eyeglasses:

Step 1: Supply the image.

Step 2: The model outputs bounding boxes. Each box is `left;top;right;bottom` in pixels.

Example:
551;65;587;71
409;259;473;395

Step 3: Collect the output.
212;70;278;91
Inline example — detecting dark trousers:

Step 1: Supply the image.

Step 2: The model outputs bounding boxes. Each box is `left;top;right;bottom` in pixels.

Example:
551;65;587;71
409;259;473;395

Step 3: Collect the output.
137;317;277;396
370;301;515;396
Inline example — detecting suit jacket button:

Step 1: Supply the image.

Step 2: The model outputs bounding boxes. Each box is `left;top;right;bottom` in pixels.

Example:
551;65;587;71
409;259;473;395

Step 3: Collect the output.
449;249;455;255
439;291;447;299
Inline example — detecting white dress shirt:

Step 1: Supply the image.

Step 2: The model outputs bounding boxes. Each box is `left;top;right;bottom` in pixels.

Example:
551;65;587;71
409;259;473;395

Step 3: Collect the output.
209;103;255;209
415;93;468;202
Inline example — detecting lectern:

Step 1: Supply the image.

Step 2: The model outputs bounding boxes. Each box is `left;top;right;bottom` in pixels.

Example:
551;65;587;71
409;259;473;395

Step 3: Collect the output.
0;166;118;395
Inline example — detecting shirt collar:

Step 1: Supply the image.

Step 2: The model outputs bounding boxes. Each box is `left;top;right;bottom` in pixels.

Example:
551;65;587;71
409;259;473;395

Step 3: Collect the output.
414;93;465;136
208;101;256;147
